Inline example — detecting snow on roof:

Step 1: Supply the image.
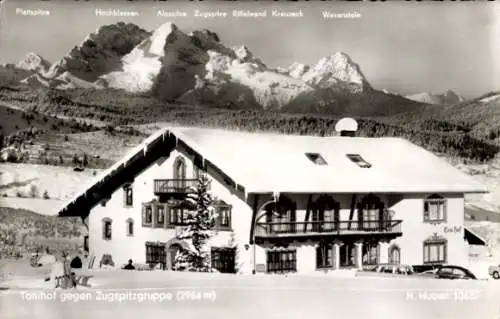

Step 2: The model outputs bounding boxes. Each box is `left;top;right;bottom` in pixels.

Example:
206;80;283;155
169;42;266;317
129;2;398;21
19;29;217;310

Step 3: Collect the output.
56;128;171;213
57;126;488;215
171;127;488;195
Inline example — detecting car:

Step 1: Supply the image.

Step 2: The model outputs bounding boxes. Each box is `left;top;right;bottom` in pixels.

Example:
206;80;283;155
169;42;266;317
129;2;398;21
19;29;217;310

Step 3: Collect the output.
488;264;500;279
434;265;476;280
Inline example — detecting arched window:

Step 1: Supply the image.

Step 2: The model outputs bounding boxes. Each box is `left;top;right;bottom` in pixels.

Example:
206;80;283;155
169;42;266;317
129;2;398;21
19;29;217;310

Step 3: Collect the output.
173;156;186;189
102;218;112;240
423;234;447;264
264;196;297;234
423;194;447;223
358;194;384;230
388;244;401;264
313;196;340;232
126;218;134;236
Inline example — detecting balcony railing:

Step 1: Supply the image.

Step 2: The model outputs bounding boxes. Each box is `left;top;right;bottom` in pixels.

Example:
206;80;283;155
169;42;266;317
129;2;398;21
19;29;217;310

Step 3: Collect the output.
154;179;198;195
254;220;402;238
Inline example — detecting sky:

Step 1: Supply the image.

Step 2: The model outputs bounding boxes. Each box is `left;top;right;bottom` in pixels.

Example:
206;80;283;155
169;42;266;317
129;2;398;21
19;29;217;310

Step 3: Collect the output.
0;0;498;98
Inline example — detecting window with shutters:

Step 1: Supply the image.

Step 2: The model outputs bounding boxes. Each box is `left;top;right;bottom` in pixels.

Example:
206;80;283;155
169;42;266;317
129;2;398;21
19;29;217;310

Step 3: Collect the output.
316;242;334;269
267;250;297;273
423;235;447;264
123;184;133;207
126;218;134;236
102;218;112;240
423;194;447;223
143;205;153;227
214;201;232;230
156;205;165;228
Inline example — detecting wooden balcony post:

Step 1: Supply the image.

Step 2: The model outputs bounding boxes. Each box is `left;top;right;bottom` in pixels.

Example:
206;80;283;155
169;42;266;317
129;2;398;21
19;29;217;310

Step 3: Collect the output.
333;240;342;270
355;240;363;269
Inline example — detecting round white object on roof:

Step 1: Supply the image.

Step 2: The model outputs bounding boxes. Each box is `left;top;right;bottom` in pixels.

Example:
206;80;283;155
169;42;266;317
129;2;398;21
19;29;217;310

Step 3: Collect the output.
335;117;358;132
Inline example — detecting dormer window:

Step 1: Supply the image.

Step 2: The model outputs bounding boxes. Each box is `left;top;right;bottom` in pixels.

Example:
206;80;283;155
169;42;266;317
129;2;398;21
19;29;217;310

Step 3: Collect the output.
305;153;327;165
346;154;371;168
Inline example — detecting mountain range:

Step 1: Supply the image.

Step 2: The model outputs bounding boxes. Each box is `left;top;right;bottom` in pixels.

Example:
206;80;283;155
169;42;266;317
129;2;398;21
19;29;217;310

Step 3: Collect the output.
4;21;458;115
405;90;464;105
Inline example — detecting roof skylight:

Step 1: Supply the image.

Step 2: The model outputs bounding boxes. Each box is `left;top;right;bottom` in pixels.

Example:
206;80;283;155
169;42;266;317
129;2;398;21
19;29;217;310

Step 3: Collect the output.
346;154;372;168
305;153;328;165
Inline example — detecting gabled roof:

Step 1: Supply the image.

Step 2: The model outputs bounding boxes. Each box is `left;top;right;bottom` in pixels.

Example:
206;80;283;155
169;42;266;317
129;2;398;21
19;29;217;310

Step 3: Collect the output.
171;127;487;194
57;126;488;216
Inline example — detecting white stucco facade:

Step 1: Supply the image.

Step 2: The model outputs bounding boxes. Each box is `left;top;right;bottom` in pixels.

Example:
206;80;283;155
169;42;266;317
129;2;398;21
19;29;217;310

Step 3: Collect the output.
63;127;487;275
88;149;253;272
87;144;470;274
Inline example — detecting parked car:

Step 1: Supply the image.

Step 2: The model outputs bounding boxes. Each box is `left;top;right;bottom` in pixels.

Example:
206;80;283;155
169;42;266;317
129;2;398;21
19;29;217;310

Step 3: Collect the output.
488;264;500;279
434;265;476;280
414;268;439;278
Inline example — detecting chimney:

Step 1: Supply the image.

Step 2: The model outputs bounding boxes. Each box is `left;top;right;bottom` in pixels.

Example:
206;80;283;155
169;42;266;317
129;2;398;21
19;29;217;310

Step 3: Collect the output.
335;118;358;137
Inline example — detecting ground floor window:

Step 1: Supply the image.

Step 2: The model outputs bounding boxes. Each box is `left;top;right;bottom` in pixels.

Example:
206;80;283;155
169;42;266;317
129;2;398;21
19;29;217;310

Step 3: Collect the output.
267;250;297;273
362;242;379;265
316;243;334;269
423;237;447;264
388;244;401;264
211;247;236;273
146;242;166;269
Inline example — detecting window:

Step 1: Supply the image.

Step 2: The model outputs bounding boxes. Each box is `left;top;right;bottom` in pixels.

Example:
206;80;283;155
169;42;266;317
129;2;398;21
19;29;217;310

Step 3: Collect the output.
211;247;236;273
126;218;134;236
264;197;297;234
124;185;133;206
362;242;379;265
143;205;153;226
316;243;334;269
305;153;327;165
313;196;340;232
423;194;447;223
388;245;401;264
346;154;372;168
174;156;186;180
156;205;165;226
267;250;297;273
146;242;166;269
423;236;447;264
102;218;112;240
215;202;232;229
359;194;383;230
169;207;190;225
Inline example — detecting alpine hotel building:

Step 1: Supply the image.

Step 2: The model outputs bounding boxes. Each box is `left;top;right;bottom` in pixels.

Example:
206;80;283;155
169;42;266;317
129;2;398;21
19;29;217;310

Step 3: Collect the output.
57;125;488;274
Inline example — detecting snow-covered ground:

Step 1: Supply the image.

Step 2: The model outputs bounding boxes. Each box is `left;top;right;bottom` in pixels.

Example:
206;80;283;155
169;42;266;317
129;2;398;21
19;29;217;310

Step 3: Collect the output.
0;269;499;319
0;163;97;200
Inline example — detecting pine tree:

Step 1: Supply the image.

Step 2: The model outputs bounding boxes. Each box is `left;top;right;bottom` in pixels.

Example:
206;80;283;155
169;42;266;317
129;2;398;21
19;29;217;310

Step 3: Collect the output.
174;174;217;272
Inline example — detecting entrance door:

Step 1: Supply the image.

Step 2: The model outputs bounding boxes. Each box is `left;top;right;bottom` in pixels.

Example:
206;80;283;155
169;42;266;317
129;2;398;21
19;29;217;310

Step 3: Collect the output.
211;247;236;273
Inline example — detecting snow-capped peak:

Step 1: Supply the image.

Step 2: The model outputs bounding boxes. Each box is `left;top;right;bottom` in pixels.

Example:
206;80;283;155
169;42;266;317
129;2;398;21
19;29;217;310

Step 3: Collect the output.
16;52;51;72
149;22;178;56
302;52;368;88
288;62;309;79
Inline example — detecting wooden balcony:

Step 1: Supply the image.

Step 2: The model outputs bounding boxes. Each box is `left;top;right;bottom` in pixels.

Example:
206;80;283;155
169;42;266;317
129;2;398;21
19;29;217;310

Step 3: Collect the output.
254;220;403;239
154;179;198;196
